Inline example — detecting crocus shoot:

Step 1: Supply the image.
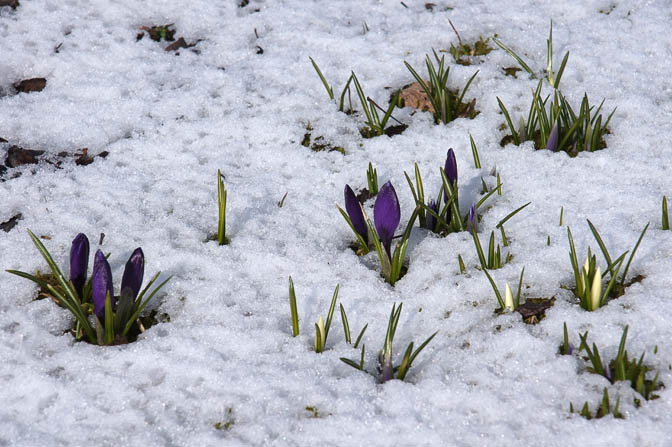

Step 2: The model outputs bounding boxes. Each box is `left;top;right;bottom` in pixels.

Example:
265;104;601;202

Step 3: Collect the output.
340;302;437;383
579;326;660;401
217;169;229;245
493;21;569;89
568;227;626;311
662;196;669;230
404;52;479;125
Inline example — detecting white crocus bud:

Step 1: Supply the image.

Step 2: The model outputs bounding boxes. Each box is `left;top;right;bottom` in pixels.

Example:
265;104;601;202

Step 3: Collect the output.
504;283;514;310
590;267;602;311
315;316;326;351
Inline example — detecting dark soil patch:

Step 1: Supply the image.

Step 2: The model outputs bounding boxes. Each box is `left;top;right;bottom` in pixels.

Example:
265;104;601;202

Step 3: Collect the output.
301;125;345;154
14;78;46;93
1;144;108;181
516;298;555;324
0;213;22;232
0;0;19;9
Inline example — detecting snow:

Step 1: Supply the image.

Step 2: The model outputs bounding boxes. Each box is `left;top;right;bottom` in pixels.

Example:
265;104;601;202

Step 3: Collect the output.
1;0;672;445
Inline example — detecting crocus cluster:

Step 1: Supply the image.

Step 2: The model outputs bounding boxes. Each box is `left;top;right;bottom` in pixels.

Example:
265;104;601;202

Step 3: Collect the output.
340;181;416;285
8;230;170;345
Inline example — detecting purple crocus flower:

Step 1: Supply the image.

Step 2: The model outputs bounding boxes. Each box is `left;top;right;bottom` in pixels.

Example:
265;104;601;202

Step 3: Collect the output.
91;249;114;321
425;199;438;231
546;122;559;151
69;233;89;299
374;181;401;256
121;248;144;300
344;185;368;244
444;148;458;187
467;202;478;234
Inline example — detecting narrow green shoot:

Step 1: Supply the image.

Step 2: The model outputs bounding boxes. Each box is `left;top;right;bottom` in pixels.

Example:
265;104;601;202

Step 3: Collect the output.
469;134;481;168
559;322;572;355
314;284;339;353
458;254;466;274
472;230;510;270
340;302;368;347
367;162;379;196
559;206;564;226
662;196;669;230
288;276;299;337
217;169;229;245
309;56;334;100
309;57;354;113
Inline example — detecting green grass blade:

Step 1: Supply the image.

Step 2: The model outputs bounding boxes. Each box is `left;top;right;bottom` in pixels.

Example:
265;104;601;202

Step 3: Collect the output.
217;170;227;245
288;276;299;337
663;196;669;230
309;57;334;100
586;219;613;269
122;274;172;336
492;38;535;75
457;70;479;107
497;97;519;145
354;323;368;349
469;134;481;168
340;303;351;344
553;51;569;90
496;202;531;228
483;269;505;308
351;73;374;127
620;223;649;285
104;293;114;345
324;284;339;340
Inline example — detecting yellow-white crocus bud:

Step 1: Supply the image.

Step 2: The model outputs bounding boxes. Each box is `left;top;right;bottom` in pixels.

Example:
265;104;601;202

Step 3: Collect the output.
504;283;514;310
315;316;326;352
590;267;602;310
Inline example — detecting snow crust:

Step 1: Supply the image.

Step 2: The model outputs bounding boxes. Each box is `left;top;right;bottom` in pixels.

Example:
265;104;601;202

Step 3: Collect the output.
1;0;672;445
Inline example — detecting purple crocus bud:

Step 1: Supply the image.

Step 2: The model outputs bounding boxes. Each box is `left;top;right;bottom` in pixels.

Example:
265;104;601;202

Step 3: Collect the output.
444;148;458;186
121;248;144;300
374;181;401;255
382;356;393;383
69;233;89;299
425;199;438;231
467;202;478;234
568;343;574;356
546;122;559;151
344;185;368;244
91;250;114;321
